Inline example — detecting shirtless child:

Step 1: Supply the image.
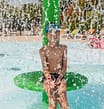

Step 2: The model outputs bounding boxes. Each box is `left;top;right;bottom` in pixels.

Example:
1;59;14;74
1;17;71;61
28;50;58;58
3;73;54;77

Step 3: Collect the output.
39;24;69;109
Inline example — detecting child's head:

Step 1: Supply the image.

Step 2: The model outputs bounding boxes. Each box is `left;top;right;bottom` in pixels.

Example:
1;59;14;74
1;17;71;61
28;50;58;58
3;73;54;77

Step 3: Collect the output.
45;24;60;45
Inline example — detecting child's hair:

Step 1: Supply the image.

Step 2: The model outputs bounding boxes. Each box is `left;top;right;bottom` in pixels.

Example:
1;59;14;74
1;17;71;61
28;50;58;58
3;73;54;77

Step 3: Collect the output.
45;23;60;33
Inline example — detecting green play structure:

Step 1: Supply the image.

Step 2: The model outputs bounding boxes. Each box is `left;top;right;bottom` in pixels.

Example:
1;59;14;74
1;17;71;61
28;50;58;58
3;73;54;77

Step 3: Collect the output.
42;0;60;46
14;71;88;103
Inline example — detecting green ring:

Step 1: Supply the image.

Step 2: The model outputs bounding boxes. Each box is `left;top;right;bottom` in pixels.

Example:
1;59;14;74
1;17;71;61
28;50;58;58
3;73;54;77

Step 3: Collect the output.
14;71;88;91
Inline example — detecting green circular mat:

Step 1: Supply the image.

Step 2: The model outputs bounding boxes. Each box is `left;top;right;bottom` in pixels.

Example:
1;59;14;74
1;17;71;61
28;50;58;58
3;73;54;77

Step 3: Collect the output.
14;71;88;92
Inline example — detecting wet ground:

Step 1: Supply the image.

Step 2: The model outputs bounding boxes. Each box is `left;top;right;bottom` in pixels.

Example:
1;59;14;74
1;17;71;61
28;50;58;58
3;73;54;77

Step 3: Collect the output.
0;41;104;109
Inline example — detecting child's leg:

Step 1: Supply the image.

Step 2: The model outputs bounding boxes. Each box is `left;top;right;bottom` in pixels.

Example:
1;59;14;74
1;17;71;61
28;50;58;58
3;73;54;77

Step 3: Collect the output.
58;80;69;109
43;80;57;109
48;94;57;109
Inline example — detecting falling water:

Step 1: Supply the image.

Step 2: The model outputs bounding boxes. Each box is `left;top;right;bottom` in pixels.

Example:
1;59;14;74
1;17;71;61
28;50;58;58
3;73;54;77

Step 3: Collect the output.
0;0;104;109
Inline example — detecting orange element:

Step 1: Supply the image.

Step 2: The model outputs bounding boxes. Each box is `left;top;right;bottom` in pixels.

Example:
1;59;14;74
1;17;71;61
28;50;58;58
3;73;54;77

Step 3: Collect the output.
60;29;66;34
88;29;95;35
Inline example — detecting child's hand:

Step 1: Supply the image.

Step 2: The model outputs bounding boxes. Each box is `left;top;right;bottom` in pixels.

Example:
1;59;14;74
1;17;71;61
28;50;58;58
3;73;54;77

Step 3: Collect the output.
44;74;55;88
55;74;63;85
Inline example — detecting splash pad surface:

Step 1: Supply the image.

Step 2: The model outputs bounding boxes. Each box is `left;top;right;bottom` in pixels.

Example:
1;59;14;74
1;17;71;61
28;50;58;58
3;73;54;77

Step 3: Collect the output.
0;41;104;109
14;71;88;92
